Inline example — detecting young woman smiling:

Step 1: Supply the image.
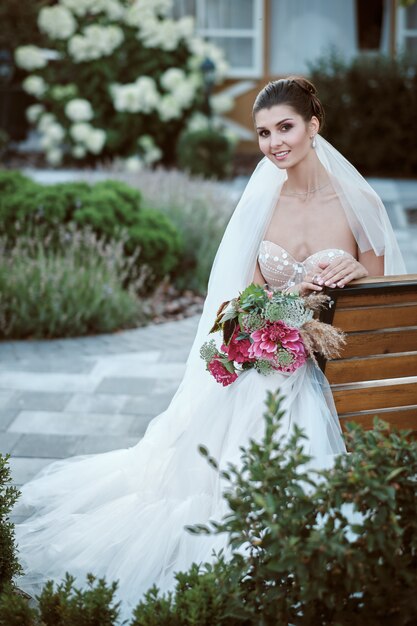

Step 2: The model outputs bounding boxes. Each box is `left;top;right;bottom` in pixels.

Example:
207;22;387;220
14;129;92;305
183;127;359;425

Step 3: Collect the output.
14;77;406;621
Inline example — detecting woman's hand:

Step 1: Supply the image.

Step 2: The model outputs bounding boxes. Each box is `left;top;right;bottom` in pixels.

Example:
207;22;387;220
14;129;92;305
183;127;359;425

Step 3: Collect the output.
284;270;325;297
314;257;368;288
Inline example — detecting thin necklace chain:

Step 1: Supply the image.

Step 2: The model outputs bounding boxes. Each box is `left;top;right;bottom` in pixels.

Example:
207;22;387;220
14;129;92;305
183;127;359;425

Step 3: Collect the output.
281;181;331;196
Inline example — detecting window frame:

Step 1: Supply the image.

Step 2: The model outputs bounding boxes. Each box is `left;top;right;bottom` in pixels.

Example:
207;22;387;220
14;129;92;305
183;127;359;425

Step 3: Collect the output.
396;3;417;55
175;0;264;79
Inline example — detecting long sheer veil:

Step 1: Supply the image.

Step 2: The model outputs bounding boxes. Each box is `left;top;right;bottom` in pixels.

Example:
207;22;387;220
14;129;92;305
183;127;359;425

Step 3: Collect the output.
144;134;406;434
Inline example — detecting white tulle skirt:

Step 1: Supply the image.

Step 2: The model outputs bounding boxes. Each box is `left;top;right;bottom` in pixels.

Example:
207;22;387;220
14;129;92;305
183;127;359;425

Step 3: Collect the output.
14;359;346;621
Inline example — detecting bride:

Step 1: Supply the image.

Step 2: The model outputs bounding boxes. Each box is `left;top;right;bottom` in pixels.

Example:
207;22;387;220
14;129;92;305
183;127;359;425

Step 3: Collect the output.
14;77;406;619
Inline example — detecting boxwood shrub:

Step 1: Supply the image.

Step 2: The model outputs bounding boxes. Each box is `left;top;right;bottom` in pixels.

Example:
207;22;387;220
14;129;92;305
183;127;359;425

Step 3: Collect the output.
0;170;183;289
309;52;417;176
176;128;235;180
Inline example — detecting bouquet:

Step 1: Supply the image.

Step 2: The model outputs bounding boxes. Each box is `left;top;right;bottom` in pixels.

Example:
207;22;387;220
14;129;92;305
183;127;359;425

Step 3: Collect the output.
200;283;345;387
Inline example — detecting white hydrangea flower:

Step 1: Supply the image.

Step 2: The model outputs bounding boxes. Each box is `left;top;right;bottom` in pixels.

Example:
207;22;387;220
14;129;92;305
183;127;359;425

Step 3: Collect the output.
70;123;106;153
85;128;106;154
26;104;45;124
22;75;47;98
172;80;196;108
15;46;48;71
68;25;124;62
138;135;162;164
210;93;234;114
186;112;210;132
224;128;239;145
38;5;77;40
111;76;159;114
70;122;92;143
176;16;195;40
124;155;143;172
46;148;63;166
62;0;123;18
44;122;66;143
187;38;229;82
38;112;57;133
102;0;125;20
160;69;197;109
61;0;93;17
67;35;89;62
160;68;186;91
124;0;171;26
139;18;182;51
72;144;87;159
158;95;182;122
65;98;94;122
40;135;55;151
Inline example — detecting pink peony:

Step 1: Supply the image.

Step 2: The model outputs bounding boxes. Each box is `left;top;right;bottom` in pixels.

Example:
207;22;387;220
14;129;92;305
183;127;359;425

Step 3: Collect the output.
208;357;238;387
249;321;306;363
221;326;254;364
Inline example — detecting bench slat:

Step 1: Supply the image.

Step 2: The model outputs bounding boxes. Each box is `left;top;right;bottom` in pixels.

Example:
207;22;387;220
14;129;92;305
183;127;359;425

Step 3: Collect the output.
339;406;417;431
326;353;417;384
335;328;417;358
332;380;417;413
332;304;417;332
337;290;417;308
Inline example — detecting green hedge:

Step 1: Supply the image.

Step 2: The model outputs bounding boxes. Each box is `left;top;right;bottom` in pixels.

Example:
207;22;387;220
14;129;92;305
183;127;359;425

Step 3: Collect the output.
0;170;183;289
0;456;21;594
1;393;416;624
176;128;235;180
309;52;417;176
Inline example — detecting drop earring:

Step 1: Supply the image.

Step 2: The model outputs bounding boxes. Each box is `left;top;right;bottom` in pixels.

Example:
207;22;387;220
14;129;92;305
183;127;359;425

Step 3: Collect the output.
311;135;317;149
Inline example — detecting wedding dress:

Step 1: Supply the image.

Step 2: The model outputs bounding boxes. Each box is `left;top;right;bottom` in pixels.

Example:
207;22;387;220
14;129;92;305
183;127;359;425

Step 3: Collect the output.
14;136;406;622
14;242;347;620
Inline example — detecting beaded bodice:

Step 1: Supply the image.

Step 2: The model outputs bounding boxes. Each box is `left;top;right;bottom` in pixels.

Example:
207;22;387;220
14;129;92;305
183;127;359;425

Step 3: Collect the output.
258;240;354;290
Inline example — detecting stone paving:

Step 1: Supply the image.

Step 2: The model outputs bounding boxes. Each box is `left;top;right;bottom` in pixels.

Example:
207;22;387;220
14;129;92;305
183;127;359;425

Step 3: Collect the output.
1;176;417;498
1;316;199;488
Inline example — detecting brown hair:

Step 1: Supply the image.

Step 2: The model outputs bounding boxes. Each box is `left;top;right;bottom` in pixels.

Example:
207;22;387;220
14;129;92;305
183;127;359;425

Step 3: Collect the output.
252;76;325;130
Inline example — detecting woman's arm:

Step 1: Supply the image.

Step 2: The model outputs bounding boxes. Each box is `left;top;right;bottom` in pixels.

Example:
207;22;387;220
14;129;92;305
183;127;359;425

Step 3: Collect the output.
358;249;385;277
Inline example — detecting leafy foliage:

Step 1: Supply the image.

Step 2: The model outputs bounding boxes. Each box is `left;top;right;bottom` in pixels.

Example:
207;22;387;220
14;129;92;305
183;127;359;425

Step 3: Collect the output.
188;392;417;625
0;574;120;626
176;127;235;180
0;170;183;288
309;52;417;176
0;229;147;339
1;395;416;624
0;456;22;594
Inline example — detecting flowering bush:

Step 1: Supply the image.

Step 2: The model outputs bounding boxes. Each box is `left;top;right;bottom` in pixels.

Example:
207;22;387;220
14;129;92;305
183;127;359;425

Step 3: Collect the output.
15;0;233;167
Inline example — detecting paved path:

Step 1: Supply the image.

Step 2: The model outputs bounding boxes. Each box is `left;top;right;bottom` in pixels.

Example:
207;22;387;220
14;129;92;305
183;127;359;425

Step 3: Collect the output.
1;316;199;488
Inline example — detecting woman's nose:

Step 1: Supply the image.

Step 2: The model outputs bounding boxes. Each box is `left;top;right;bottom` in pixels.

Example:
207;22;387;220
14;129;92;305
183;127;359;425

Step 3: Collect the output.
270;133;283;148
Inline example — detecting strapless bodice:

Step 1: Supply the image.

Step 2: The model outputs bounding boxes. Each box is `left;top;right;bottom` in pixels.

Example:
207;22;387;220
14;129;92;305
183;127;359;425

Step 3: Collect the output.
258;240;354;290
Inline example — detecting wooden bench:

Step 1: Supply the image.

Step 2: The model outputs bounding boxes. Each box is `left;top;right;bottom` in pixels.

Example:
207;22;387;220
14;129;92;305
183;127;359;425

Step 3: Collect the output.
318;274;417;434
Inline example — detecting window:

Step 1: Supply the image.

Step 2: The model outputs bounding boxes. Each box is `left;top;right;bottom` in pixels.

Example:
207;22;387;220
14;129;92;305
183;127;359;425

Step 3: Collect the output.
356;0;385;51
269;0;392;75
172;0;264;78
398;2;417;58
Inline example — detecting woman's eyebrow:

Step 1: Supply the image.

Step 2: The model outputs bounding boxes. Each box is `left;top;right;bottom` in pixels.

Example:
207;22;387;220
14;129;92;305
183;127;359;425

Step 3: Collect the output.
256;117;294;130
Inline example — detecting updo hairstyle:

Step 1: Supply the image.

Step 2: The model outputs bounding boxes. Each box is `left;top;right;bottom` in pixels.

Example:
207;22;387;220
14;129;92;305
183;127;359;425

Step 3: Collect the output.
252;76;325;130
